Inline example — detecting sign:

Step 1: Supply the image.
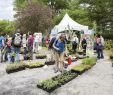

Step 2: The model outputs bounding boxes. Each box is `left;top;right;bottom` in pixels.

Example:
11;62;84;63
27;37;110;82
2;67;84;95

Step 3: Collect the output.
34;33;42;43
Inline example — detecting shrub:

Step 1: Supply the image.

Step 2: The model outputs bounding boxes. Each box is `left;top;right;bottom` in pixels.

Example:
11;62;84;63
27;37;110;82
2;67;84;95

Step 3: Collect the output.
6;63;26;73
104;40;113;50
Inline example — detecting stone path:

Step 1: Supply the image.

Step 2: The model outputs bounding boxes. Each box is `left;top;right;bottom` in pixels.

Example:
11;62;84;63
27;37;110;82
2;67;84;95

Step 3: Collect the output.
0;52;113;95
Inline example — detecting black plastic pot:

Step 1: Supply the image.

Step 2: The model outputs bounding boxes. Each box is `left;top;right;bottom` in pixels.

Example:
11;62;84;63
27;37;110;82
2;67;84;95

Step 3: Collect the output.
24;56;30;60
45;61;55;65
71;69;85;75
37;84;59;93
110;56;113;59
27;65;44;69
36;56;47;59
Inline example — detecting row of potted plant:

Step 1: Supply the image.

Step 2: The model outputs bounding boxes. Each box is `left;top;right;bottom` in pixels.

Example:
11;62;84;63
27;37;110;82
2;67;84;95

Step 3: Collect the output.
26;62;44;68
45;60;55;65
6;61;45;74
71;57;97;74
6;62;26;74
37;57;97;93
37;71;77;92
36;54;47;59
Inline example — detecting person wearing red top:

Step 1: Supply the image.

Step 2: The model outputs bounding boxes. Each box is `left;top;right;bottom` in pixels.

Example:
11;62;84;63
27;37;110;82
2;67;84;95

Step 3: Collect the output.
28;34;34;60
96;34;104;59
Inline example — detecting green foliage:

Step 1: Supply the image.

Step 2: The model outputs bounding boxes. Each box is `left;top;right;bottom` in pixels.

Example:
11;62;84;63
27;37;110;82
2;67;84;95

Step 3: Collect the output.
6;62;26;73
79;0;113;32
72;64;85;72
104;40;113;50
72;57;97;73
39;79;58;90
38;71;77;92
14;1;53;34
0;20;15;35
26;62;44;68
82;57;97;66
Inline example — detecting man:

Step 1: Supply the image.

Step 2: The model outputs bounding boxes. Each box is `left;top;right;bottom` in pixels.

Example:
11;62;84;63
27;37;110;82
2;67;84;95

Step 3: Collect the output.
81;36;87;56
48;35;56;61
0;33;5;63
96;34;104;59
12;31;22;63
71;35;78;53
28;34;34;60
53;34;66;73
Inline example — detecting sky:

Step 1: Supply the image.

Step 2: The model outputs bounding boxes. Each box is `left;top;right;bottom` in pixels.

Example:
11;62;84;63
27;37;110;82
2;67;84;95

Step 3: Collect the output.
0;0;15;21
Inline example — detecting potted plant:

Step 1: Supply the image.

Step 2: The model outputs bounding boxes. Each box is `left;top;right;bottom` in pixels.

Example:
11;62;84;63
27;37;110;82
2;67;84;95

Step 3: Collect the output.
6;63;26;74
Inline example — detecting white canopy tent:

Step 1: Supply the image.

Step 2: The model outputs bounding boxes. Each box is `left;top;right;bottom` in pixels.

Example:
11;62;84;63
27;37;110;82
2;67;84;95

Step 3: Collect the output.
51;13;88;35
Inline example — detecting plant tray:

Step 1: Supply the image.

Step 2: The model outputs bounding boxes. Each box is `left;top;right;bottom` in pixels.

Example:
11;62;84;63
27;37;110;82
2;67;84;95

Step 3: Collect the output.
45;61;55;65
36;56;47;59
6;67;26;74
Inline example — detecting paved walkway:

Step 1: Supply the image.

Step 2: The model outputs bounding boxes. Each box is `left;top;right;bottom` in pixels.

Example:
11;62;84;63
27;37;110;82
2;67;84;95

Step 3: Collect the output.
51;52;113;95
0;52;113;95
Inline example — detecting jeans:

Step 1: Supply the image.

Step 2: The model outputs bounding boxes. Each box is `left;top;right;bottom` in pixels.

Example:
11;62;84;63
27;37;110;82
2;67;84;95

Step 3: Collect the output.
97;49;104;59
72;42;77;53
0;46;3;62
13;47;20;62
28;45;33;60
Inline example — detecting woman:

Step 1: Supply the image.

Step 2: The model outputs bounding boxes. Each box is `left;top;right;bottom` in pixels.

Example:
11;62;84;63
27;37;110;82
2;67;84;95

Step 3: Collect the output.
53;35;66;73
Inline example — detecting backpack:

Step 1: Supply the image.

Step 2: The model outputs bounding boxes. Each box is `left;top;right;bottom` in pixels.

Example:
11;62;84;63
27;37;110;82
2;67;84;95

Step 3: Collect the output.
14;33;21;46
48;37;56;48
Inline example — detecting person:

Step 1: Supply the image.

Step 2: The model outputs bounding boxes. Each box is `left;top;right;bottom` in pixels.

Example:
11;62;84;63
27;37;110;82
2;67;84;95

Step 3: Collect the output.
6;37;12;63
96;34;104;59
0;33;5;63
81;36;87;56
45;36;49;47
53;34;66;73
48;35;56;61
28;34;34;60
71;35;78;53
34;34;39;53
22;34;27;55
12;31;22;63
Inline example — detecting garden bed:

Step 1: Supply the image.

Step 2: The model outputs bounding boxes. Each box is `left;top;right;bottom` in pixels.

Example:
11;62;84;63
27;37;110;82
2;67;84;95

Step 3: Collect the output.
37;71;77;93
6;63;26;74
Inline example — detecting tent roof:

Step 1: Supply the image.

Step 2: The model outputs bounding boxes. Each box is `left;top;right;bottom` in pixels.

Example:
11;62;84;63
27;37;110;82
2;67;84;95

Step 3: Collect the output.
51;13;88;35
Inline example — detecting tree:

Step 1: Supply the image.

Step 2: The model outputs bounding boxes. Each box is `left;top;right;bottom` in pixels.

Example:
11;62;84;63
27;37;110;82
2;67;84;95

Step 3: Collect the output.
0;20;15;35
78;0;113;32
14;1;53;34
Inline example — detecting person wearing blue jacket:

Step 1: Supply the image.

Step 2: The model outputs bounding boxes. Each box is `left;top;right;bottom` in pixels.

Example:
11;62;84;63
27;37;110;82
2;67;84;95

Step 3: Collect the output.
53;34;66;73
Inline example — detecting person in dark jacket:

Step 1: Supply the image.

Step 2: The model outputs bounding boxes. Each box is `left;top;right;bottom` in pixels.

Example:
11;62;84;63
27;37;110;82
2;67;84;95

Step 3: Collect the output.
12;32;22;63
81;37;87;56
